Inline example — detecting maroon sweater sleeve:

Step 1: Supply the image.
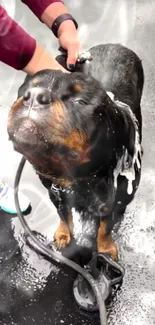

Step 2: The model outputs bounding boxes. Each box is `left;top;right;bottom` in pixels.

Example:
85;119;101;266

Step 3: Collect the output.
0;6;36;70
21;0;63;19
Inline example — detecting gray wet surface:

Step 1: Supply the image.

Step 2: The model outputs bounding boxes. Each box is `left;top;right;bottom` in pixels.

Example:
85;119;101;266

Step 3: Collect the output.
0;0;155;324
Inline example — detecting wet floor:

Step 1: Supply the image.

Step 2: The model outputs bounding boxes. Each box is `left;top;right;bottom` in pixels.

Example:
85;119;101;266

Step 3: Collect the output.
0;0;155;324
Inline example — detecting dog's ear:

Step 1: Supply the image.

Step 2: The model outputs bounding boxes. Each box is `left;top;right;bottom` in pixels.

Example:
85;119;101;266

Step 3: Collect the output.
83;86;114;122
55;54;68;70
86;89;121;170
93;91;113;116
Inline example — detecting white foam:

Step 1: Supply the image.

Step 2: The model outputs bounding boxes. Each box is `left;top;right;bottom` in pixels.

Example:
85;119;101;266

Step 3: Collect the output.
72;208;96;248
107;91;115;101
77;51;92;63
109;94;142;195
11;212;59;293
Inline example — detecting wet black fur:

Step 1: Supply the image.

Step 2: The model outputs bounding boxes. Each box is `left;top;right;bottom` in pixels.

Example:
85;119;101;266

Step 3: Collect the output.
9;43;144;251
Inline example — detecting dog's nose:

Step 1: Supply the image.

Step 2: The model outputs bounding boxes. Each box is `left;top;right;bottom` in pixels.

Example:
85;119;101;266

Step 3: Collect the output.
23;87;51;107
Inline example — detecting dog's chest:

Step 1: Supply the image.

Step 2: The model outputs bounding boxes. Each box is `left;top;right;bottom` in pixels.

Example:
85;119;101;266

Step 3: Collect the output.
50;179;108;216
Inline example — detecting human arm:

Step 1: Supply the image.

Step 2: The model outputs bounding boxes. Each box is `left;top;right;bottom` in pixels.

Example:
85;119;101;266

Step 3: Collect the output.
22;0;81;69
0;5;67;74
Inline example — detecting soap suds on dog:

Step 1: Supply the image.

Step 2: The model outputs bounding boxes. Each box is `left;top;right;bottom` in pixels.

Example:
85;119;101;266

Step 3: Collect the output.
108;93;142;195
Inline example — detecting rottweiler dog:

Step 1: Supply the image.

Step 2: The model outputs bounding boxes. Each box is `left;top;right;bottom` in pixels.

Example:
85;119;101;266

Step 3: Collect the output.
8;44;144;261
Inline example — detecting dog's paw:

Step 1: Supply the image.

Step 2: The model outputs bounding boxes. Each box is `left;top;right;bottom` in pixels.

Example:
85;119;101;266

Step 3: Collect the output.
55;232;71;249
97;235;118;261
54;221;71;249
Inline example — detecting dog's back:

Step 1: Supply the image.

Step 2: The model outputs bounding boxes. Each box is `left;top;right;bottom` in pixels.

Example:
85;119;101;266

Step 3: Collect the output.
88;44;143;99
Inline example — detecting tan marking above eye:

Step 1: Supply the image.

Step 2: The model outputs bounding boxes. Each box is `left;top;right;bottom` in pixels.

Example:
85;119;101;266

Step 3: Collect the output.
73;83;83;92
32;78;40;86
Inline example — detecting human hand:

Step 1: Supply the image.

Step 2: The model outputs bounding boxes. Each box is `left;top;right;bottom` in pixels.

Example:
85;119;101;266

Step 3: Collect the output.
58;20;81;70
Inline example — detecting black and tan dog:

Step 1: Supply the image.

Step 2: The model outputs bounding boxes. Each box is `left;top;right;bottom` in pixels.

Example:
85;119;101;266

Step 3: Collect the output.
8;44;144;261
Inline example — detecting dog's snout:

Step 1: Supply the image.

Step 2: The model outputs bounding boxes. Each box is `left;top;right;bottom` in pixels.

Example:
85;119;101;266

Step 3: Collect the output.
23;87;51;107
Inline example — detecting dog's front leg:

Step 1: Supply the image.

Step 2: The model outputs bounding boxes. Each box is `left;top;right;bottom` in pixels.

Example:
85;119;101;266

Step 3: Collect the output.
97;218;118;261
54;212;74;249
47;185;74;249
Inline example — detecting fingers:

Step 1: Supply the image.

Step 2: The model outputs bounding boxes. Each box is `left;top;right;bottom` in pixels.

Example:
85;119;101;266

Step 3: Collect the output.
66;44;81;70
66;46;78;70
58;29;82;70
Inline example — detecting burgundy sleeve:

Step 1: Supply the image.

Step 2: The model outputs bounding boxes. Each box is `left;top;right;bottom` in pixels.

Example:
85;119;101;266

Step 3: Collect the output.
0;6;36;70
21;0;63;19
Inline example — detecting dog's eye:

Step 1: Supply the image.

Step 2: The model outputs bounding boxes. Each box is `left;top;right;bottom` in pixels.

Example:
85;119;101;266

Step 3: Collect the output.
74;99;87;105
67;151;80;161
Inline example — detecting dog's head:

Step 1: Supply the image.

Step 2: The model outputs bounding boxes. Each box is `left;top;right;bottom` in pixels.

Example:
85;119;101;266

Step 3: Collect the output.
8;69;119;190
